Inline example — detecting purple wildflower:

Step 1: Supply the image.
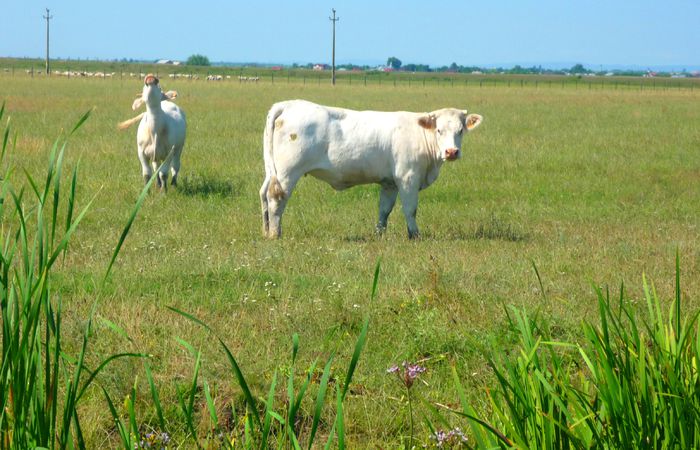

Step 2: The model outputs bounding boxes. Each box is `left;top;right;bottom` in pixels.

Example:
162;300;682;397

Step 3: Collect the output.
430;427;468;447
135;430;171;450
387;361;426;388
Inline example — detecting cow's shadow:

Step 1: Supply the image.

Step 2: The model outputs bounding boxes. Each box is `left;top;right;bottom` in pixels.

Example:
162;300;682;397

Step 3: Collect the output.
176;174;237;198
341;219;529;243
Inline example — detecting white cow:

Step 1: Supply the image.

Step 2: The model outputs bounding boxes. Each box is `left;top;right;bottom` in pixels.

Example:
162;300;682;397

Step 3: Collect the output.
118;74;186;190
259;100;483;239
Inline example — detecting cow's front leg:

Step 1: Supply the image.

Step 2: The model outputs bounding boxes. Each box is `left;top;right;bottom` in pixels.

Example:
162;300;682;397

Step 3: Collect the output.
376;183;398;234
399;183;420;239
138;147;152;186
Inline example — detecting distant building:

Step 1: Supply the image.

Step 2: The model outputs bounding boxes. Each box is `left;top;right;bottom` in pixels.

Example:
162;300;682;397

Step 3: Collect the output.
156;59;181;65
313;64;328;71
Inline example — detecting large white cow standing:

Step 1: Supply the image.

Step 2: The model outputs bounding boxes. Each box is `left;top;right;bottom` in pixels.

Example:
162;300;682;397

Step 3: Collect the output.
259;100;483;239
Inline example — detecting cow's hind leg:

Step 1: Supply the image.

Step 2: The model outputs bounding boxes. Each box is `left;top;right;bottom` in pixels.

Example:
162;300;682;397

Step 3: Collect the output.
155;161;169;192
376;182;398;235
260;175;271;237
158;171;168;192
170;145;182;187
267;174;299;239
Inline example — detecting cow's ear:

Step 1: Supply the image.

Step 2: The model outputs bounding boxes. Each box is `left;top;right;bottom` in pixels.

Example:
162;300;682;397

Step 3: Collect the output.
465;114;483;131
418;114;436;130
162;90;178;101
132;97;145;111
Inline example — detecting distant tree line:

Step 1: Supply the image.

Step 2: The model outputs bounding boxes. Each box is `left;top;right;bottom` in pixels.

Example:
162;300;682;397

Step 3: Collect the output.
23;53;694;78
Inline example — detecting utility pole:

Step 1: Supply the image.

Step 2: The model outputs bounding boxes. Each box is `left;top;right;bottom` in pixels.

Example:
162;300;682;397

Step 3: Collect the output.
329;8;339;85
43;8;53;75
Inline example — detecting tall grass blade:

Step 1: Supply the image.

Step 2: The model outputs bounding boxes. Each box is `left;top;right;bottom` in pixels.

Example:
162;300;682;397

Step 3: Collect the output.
67;109;92;137
127;379;139;444
103;171;159;281
260;369;278;449
289;359;319;440
167;306;263;430
101;386;131;449
339;261;377;401
144;361;166;432
335;386;345;450
307;354;334;449
450;366;491;448
675;250;681;339
203;379;219;434
531;259;548;304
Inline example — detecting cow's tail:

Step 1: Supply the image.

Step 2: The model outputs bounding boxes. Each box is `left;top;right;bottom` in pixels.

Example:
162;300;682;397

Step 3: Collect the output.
263;102;286;200
117;112;145;131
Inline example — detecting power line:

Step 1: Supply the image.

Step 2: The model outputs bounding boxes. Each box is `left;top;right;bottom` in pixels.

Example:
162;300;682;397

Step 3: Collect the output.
329;8;339;85
43;8;53;75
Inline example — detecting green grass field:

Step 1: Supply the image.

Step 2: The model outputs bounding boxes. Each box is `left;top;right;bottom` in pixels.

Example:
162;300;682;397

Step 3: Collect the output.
1;73;698;447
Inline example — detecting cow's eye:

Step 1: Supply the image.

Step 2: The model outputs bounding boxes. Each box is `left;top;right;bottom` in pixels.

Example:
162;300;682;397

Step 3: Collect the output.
436;129;442;135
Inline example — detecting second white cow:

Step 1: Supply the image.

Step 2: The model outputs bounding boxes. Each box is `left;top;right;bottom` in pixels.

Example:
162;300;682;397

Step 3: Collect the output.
118;74;186;190
260;100;483;239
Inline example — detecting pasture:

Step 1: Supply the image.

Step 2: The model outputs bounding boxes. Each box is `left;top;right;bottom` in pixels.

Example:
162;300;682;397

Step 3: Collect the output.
0;73;699;447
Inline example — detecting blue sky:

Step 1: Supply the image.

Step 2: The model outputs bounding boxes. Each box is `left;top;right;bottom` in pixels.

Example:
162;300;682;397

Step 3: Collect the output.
1;1;698;70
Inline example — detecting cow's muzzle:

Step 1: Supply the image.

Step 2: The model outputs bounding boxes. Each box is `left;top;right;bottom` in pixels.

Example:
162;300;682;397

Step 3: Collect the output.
445;148;459;161
144;74;159;86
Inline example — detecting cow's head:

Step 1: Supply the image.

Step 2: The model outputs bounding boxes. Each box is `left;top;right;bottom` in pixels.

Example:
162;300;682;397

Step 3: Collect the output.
131;74;178;110
419;109;483;161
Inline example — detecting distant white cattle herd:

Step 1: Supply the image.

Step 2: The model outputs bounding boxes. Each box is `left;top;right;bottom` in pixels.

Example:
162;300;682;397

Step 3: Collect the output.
36;70;261;82
118;74;483;238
